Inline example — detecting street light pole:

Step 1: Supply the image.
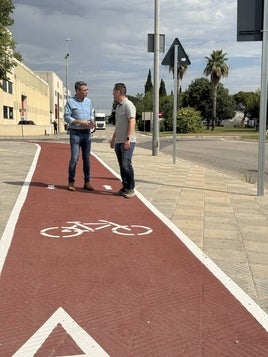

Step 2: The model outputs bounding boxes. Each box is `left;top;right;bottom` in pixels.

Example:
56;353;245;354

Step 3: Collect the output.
65;38;71;99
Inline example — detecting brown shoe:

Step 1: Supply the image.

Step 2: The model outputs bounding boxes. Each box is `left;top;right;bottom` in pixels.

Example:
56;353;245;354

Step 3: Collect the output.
67;182;76;191
84;182;94;191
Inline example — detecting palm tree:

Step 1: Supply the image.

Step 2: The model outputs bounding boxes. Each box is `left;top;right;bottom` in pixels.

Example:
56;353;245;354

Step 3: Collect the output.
169;64;188;107
203;50;229;130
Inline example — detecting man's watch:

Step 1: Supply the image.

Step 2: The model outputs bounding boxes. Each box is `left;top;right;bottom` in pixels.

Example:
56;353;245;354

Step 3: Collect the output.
126;136;130;141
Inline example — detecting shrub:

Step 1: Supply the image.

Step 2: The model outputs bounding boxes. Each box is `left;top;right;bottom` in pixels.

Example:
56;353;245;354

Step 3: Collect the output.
176;107;203;133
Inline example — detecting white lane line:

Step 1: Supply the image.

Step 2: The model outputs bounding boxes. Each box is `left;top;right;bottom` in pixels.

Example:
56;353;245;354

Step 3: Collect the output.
0;144;41;276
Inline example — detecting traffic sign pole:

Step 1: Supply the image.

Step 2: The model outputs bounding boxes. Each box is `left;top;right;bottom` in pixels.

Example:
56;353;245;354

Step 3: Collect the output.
257;0;268;196
162;38;191;164
173;45;178;164
152;0;160;156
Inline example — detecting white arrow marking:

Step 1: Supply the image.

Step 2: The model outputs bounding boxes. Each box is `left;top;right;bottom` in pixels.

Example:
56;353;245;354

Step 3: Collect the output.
13;307;110;357
103;185;112;190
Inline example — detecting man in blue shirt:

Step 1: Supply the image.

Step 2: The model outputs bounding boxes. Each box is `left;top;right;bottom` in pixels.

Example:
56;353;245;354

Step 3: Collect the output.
64;81;95;191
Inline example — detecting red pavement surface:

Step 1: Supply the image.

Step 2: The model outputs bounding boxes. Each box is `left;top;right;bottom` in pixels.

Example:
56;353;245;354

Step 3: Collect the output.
0;141;267;356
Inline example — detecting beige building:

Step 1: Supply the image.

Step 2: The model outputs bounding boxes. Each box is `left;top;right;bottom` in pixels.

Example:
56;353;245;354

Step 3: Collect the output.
34;71;66;133
0;58;66;136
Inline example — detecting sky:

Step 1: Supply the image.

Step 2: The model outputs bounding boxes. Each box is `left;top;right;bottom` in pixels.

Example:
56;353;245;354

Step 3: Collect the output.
10;0;263;112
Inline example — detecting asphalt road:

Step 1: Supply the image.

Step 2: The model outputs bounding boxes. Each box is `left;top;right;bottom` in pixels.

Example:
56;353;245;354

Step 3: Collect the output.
137;135;268;188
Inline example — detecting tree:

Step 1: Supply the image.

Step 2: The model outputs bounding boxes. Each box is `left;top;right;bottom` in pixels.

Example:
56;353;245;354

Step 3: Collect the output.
0;0;21;80
246;90;260;120
183;77;235;124
233;91;260;122
168;64;188;107
233;91;249;114
169;64;188;82
216;85;235;123
0;0;14;27
160;94;173;125
145;69;153;93
159;78;166;97
183;78;213;120
203;50;229;130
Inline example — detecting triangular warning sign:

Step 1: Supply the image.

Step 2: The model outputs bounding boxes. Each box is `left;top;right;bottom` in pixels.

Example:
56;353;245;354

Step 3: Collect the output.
161;38;191;66
13;307;110;356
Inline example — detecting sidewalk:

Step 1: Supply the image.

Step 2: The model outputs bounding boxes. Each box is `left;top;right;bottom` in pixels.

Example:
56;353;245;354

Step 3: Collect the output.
0;130;268;315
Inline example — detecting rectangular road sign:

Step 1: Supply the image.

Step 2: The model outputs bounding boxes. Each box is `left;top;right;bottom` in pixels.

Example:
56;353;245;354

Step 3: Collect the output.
237;0;264;41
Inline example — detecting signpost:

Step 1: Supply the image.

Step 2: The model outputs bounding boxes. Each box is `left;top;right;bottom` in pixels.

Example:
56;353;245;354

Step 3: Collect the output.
237;0;267;196
19;108;26;137
162;38;191;164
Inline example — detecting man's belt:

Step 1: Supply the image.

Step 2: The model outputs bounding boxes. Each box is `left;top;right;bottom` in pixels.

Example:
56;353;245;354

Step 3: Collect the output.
70;128;90;133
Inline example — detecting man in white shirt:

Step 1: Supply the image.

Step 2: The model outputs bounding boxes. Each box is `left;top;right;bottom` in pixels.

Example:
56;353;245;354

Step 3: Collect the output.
110;83;136;198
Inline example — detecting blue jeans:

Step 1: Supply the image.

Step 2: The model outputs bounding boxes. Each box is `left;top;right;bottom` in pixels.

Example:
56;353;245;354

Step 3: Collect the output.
114;142;135;190
68;130;91;183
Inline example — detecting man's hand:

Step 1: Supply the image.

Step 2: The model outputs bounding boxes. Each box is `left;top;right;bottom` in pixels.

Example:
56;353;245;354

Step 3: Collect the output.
124;139;131;150
110;137;115;149
87;120;95;130
81;120;94;129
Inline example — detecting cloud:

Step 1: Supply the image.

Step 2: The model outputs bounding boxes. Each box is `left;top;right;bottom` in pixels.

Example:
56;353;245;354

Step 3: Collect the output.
11;0;262;110
12;0;88;16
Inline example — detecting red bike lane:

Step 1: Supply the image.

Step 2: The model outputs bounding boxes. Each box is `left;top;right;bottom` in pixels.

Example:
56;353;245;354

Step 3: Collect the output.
0;141;267;356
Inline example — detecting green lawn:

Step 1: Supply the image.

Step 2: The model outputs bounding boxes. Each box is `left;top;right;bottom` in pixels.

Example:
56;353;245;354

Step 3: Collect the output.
155;127;263;140
196;126;259;139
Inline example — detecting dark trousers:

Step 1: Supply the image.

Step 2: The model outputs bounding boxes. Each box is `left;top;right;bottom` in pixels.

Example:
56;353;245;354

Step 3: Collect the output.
114;142;135;190
68;130;91;183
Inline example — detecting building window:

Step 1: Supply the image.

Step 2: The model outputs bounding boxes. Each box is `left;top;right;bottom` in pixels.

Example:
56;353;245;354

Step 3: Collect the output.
2;80;7;92
3;106;14;119
2;79;13;94
8;81;13;94
3;106;8;119
9;107;13;119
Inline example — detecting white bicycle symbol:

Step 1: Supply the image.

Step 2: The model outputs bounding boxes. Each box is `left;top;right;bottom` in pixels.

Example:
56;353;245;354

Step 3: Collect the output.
40;220;153;238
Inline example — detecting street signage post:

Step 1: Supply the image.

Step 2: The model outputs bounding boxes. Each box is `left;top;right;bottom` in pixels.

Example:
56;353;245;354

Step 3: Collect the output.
148;31;165;156
146;1;166;156
162;38;191;164
257;0;268;196
237;0;267;196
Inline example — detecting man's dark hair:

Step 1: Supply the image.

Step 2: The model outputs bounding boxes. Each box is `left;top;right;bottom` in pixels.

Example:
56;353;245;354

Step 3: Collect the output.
75;81;87;90
114;82;127;95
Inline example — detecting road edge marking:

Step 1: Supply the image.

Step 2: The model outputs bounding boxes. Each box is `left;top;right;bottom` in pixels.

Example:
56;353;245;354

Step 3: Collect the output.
0;143;41;276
